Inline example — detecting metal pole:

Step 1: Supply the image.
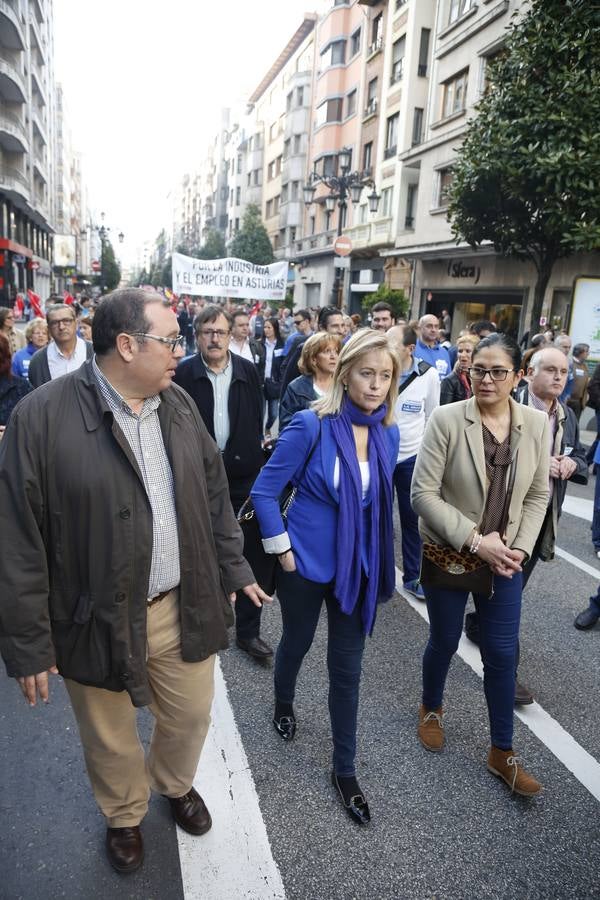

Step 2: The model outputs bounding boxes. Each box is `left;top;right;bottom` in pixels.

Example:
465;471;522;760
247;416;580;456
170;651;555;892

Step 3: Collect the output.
331;191;346;310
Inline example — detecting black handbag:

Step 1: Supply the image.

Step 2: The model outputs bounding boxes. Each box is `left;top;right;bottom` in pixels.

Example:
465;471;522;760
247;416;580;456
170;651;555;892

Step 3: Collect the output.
419;451;519;599
237;423;321;594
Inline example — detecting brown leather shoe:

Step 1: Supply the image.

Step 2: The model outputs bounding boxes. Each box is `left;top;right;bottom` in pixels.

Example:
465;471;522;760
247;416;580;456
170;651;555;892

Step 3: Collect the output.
514;679;534;706
487;746;543;797
106;826;144;874
417;704;444;751
166;787;212;835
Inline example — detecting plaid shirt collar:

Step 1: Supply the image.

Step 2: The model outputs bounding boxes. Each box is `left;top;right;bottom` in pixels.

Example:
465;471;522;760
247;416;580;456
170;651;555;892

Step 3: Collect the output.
92;356;160;418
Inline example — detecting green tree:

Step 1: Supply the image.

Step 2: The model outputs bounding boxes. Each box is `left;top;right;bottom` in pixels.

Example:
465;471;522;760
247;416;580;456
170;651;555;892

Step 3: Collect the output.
362;284;409;320
448;0;600;331
196;228;227;260
101;239;121;292
228;203;274;265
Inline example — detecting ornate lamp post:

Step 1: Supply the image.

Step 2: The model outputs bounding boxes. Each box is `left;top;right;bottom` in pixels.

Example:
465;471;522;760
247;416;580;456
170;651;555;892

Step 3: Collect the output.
303;147;380;308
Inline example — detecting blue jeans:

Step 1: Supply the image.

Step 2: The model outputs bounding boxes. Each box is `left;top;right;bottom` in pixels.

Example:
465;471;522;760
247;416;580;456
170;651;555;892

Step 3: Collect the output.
274;568;366;776
592;469;600;550
422;573;522;750
393;455;422;584
265;397;279;432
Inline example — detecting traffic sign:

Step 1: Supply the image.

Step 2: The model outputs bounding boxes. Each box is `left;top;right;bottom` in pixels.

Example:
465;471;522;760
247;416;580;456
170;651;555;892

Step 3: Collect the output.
333;235;352;256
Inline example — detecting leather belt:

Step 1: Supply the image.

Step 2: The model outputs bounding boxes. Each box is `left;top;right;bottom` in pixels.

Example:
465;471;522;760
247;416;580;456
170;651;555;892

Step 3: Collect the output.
147;588;173;608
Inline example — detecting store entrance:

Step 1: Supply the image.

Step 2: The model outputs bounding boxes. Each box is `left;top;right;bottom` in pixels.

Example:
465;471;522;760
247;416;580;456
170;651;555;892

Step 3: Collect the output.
421;289;526;341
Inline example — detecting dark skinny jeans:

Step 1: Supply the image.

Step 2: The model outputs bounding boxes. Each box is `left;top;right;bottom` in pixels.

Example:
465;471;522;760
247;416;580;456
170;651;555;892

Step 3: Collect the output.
422;572;522;750
274;568;366;776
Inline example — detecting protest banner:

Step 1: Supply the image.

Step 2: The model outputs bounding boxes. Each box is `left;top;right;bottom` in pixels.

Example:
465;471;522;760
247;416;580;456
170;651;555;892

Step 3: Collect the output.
172;252;288;301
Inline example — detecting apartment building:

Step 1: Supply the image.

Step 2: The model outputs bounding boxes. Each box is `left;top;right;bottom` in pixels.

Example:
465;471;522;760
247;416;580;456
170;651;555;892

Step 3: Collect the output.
387;0;598;337
0;0;55;304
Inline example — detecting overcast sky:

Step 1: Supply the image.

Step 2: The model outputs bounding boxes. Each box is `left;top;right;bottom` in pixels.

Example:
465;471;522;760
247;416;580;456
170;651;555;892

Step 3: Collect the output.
53;1;320;266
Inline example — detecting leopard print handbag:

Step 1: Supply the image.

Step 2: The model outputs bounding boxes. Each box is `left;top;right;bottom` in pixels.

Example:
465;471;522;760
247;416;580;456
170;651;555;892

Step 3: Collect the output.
420;543;494;598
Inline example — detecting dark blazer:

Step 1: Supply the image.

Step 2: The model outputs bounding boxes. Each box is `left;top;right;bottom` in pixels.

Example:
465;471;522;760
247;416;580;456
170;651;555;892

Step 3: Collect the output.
440;370;470;405
279;334;309;399
279;375;317;432
28;341;94;388
173;352;264;506
0;374;32;426
262;338;285;401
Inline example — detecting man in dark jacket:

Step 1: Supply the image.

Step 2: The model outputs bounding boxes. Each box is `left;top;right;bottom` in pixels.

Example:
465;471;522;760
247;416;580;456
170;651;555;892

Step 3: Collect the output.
465;347;587;703
279;306;344;399
0;288;269;874
28;302;93;387
173;304;272;661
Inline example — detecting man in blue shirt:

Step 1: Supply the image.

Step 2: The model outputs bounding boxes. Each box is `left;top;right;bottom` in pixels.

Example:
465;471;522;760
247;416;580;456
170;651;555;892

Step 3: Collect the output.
415;315;451;381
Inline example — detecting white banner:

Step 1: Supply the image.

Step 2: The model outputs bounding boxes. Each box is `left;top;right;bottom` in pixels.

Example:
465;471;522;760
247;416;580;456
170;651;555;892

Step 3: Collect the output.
172;253;288;301
570;276;600;360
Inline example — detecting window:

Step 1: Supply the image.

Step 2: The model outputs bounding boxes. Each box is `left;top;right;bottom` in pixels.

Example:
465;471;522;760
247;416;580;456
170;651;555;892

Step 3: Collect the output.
293;134;302;154
391;36;406;85
291;181;299;200
448;0;475;25
320;39;346;69
235;218;239;232
310;215;316;235
283;138;291;159
418;28;431;77
247;172;251;186
297;86;304;106
395;0;407;9
266;199;273;218
359;204;367;224
236;186;241;205
384;113;399;158
286;91;293;112
268;160;275;180
273;195;280;215
276;154;282;175
365;77;378;115
321;154;337;177
412;107;424;146
315;97;343;127
253;169;260;185
281;183;289;204
269;121;278;142
381;186;394;217
362;141;373;173
290;226;297;243
371;13;382;48
350;27;361;58
333;0;347;5
405;184;416;229
237;155;242;174
346;89;357;117
442;69;468;118
229;188;234;206
437;168;454;207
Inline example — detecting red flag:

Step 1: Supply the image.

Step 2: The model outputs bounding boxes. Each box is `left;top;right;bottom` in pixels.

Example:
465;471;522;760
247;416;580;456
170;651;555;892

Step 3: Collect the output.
63;290;74;305
27;289;44;318
13;294;24;318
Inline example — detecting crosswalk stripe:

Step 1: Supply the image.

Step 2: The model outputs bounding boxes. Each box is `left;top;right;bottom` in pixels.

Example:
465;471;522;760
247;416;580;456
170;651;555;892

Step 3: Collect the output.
396;568;600;804
177;659;286;900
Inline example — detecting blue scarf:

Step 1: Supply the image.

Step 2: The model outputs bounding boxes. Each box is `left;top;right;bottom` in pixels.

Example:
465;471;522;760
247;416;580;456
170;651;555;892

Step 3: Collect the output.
329;397;395;635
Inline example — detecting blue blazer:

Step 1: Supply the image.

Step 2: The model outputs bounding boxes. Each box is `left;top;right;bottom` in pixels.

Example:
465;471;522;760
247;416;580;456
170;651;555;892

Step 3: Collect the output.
251;409;399;584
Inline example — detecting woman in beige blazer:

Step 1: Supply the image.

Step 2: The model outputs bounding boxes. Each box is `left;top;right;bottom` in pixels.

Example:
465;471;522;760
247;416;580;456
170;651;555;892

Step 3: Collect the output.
411;333;549;797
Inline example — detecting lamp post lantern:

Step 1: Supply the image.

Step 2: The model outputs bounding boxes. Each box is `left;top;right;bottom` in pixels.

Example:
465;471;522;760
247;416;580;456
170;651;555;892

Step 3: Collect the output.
303;147;380;308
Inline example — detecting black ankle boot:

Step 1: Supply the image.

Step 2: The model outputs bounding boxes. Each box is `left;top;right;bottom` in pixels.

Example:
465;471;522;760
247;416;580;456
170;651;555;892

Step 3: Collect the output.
273;702;296;741
331;773;371;825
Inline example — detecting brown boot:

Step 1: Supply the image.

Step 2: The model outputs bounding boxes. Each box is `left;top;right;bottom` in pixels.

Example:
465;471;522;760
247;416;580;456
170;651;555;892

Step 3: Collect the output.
417;704;444;751
487;747;543;797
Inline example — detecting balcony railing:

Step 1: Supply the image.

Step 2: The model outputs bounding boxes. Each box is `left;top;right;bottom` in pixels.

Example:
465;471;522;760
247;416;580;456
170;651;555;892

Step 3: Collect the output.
0;58;26;102
363;98;378;119
0;0;25;49
0;105;28;150
0;165;30;201
383;145;397;160
295;229;337;255
367;36;383;59
344;217;394;249
390;60;404;86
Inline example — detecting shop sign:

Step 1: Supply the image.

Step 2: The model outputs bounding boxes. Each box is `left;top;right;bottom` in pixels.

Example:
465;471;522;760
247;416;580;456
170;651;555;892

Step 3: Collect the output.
447;259;481;285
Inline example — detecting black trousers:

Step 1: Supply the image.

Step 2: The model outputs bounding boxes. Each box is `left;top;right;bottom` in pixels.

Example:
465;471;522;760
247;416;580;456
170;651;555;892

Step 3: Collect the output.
231;490;262;640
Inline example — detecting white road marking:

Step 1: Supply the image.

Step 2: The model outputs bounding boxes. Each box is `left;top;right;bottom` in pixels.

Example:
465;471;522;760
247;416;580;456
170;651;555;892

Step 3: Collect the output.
562;495;594;522
555;546;600;580
397;569;600;803
178;658;286;900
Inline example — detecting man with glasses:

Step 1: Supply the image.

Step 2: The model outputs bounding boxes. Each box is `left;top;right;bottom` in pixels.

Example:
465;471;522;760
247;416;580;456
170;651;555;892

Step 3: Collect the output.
465;347;587;702
29;303;93;388
173;305;272;661
0;288;270;873
282;308;313;360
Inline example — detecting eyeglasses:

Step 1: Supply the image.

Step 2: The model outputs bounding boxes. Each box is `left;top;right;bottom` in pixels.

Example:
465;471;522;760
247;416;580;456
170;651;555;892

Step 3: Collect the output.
49;318;76;327
468;366;514;382
293;319;303;326
199;329;230;339
130;332;185;352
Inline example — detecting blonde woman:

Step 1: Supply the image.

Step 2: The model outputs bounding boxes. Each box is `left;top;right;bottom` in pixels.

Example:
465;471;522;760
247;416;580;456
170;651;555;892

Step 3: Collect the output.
278;332;342;432
440;334;479;405
11;318;48;380
251;330;400;826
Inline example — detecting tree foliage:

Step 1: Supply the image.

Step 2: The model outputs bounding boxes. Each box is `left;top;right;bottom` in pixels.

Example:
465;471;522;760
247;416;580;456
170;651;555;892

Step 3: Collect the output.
101;239;121;292
196;228;227;260
448;0;600;328
362;284;409;320
228;203;274;265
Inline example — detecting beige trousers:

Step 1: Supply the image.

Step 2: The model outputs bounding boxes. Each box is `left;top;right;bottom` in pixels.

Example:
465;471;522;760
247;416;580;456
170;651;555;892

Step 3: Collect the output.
65;590;215;828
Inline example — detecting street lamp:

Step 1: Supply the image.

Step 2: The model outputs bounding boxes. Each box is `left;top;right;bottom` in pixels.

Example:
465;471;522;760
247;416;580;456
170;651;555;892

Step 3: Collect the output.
303;147;380;308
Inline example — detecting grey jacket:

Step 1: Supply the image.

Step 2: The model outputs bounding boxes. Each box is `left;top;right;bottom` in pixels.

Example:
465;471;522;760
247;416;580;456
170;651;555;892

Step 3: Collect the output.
0;360;254;706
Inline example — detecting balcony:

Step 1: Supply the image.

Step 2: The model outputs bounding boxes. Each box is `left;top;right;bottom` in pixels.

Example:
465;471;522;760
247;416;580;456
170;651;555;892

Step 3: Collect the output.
363;98;378;121
33;153;48;183
383;145;397;160
366;36;383;60
31;0;44;25
29;15;46;61
345;216;394;249
30;66;47;106
279;200;303;229
0;165;30;203
295;229;337;257
0;105;28;152
0;58;27;103
0;1;25;50
390;59;404;86
31;106;47;143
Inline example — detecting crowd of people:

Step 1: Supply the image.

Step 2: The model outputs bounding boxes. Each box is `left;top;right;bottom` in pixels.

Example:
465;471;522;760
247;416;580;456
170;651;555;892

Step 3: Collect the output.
0;287;598;874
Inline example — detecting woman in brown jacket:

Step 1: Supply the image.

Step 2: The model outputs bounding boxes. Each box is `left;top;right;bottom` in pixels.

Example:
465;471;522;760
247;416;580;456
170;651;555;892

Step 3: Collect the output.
411;334;549;797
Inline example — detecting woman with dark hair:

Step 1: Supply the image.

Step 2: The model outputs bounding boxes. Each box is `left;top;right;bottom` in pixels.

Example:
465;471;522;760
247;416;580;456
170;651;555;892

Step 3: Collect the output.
0;333;32;436
440;334;478;405
261;316;285;438
251;330;400;825
411;333;549;797
278;332;342;432
0;308;26;356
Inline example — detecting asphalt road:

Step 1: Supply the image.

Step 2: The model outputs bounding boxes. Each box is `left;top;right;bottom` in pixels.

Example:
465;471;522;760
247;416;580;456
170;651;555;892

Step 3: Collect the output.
2;464;600;899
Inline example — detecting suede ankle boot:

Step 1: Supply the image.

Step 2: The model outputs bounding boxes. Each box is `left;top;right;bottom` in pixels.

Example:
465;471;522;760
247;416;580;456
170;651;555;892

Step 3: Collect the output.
487;746;542;797
417;704;444;751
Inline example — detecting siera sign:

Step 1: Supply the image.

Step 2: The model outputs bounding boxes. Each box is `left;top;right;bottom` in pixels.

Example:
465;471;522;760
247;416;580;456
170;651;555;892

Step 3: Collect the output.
333;235;352;257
